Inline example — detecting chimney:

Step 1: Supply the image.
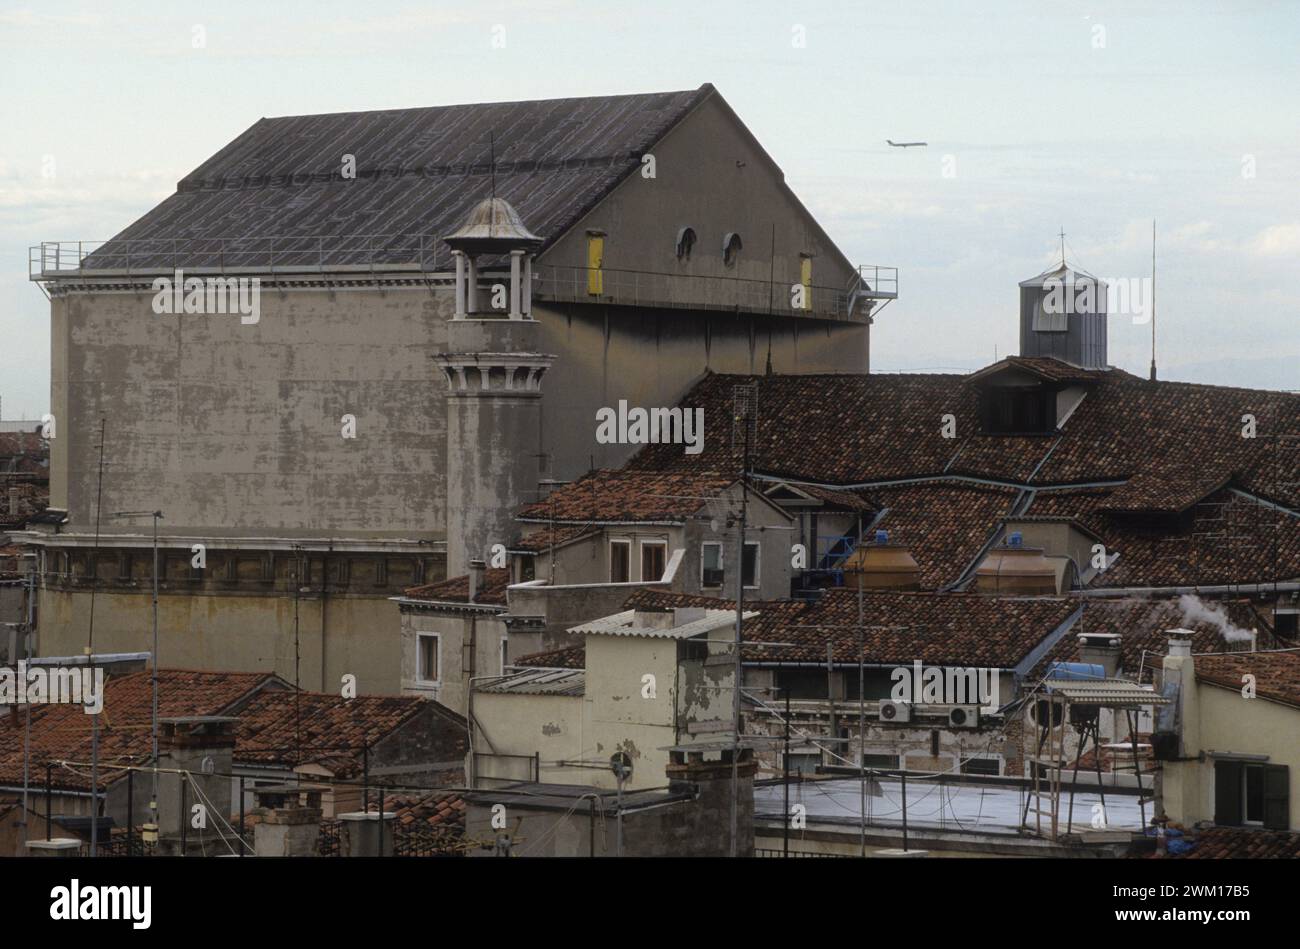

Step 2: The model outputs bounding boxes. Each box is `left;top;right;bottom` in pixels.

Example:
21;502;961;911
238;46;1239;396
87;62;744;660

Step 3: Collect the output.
665;747;758;857
8;488;18;517
1077;632;1122;677
252;786;324;857
842;530;921;591
975;532;1058;595
468;558;486;603
338;810;396;857
156;716;236;856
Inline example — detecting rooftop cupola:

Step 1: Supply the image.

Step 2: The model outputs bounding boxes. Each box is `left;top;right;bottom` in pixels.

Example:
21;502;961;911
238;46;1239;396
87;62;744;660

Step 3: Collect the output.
444;196;543;320
1018;256;1107;370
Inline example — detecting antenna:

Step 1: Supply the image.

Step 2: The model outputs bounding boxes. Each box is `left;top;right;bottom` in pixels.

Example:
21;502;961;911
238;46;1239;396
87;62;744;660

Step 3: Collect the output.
489;132;497;203
1058;227;1066;268
1149;219;1158;382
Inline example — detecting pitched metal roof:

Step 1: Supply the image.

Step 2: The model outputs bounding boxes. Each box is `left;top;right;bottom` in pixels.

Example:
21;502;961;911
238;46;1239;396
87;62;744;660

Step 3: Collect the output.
83;86;711;271
478;668;585;696
568;608;755;640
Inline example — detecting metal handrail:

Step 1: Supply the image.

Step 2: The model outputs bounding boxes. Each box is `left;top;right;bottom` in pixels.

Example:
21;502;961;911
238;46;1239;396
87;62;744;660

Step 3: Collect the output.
29;234;440;278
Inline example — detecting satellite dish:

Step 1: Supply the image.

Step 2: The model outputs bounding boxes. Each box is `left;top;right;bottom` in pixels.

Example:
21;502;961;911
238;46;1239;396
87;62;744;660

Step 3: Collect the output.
200;755;216;775
610;752;633;781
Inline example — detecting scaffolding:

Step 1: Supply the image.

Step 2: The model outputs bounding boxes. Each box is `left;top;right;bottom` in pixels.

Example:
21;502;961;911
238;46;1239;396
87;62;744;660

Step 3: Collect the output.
1020;676;1171;840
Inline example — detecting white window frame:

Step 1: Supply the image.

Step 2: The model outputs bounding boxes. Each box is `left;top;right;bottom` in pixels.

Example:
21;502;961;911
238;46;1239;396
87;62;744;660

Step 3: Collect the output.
640;540;668;582
416;632;441;686
742;540;761;590
609;538;632;583
701;541;724;588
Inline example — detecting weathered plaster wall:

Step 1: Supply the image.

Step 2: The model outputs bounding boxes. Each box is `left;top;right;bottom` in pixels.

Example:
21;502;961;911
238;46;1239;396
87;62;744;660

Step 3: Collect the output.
52;287;449;538
37;586;401;694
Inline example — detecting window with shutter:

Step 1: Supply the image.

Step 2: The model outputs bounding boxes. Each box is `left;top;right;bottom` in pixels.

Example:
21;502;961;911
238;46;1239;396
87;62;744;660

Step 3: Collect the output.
1264;764;1290;830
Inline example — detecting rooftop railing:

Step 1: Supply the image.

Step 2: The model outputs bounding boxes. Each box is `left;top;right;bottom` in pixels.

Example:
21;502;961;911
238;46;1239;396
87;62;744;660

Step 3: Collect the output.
29;235;440;277
31;238;895;321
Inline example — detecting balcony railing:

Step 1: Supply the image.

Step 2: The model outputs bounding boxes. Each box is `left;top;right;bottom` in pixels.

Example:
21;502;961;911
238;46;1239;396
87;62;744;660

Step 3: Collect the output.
30;235;440;277
534;264;894;321
30;238;896;322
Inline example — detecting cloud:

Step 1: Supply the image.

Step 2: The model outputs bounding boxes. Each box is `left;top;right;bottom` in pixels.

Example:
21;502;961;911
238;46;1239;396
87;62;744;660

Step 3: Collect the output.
1247;223;1300;258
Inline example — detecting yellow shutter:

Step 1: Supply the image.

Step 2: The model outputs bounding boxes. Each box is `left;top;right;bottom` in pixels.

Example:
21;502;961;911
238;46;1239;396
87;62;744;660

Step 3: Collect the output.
800;256;813;310
587;235;604;295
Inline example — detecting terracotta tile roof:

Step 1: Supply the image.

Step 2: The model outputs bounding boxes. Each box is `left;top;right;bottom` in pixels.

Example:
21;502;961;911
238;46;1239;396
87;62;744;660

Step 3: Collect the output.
768;483;877;512
1030;598;1270;684
509;524;599;553
1027;487;1300;588
380;789;466;833
967;356;1110;384
85;87;713;271
236;690;463;768
513;645;586;669
1170;826;1300;859
869;481;1019;588
625;588;1079;668
0;669;283;791
1195;650;1300;708
403;568;511;606
626;370;1300;512
516;469;735;523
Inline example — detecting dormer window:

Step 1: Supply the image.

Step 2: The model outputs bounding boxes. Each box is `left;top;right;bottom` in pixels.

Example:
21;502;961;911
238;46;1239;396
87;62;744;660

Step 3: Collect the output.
982;385;1056;434
722;232;742;267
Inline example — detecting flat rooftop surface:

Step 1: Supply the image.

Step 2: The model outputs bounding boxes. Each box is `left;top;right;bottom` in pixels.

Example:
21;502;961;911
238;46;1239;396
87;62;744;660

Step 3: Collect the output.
755;777;1147;836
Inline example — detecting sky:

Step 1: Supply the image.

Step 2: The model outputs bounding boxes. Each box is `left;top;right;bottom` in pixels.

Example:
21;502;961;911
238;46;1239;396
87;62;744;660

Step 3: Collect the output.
1;0;1297;418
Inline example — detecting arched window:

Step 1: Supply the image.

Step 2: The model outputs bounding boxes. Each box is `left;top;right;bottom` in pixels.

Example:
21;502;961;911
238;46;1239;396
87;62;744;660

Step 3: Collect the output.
675;226;696;261
722;232;742;267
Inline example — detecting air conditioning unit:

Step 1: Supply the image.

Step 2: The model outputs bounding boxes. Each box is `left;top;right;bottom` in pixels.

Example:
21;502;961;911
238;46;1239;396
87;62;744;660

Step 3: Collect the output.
878;699;912;723
947;705;981;729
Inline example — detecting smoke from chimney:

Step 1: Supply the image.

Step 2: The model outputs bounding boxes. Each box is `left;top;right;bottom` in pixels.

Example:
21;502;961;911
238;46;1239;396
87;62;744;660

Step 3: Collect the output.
1176;594;1254;643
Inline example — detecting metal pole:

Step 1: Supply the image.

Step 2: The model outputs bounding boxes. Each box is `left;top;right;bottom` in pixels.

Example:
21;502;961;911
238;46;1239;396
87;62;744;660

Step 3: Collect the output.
45;763;52;840
239;776;245;857
127;769;134;855
90;685;98;857
858;555;866;858
150;513;160;838
21;568;33;846
783;676;790;858
730;412;750;858
179;773;187;855
615;772;625;858
901;770;909;852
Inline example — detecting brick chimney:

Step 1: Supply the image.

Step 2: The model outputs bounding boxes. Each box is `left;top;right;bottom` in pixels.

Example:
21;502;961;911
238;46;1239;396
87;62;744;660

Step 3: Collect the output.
252;786;324;857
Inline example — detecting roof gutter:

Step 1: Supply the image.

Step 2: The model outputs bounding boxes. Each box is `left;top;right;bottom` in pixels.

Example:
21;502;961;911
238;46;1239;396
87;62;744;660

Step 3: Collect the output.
1080;582;1300;597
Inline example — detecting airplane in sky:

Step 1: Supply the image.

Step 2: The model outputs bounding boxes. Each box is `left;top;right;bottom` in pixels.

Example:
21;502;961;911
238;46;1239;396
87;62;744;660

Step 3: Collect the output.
886;139;928;148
